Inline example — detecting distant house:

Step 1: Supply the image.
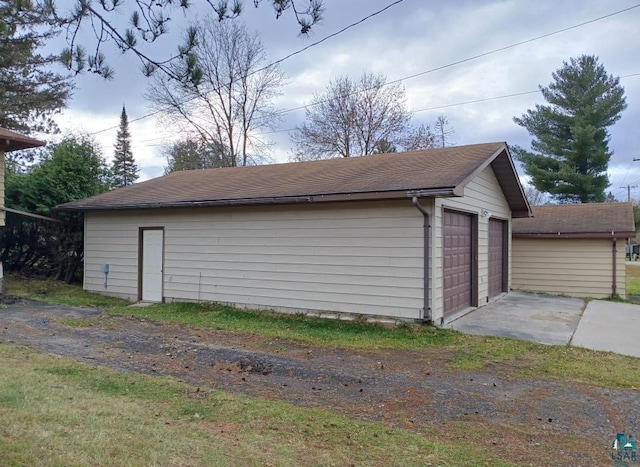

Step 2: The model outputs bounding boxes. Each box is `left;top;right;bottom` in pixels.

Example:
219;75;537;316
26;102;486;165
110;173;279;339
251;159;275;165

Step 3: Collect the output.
512;202;635;299
58;142;531;324
0;127;46;291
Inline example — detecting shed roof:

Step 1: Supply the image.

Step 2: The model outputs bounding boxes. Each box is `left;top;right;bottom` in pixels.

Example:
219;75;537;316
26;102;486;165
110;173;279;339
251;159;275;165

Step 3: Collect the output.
57;142;531;216
0;127;45;152
512;202;635;239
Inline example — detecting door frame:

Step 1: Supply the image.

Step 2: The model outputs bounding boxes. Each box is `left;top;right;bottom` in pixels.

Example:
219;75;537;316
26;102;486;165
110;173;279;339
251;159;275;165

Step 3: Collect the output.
138;227;165;302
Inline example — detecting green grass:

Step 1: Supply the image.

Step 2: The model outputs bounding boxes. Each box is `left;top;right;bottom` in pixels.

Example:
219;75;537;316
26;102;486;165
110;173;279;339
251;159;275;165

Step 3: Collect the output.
4;274;130;308
111;301;461;349
0;343;509;466
531;345;640;388
56;318;98;328
626;264;640;296
626;278;640;296
5;275;640;389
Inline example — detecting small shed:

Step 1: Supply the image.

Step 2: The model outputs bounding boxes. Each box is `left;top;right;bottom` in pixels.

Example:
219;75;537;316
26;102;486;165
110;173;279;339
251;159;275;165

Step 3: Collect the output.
58;142;531;324
512;202;635;299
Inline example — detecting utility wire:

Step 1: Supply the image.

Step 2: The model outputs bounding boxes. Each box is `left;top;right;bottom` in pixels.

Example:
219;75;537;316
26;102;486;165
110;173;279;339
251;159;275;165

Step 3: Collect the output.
250;0;404;76
135;71;640;145
91;2;640;148
90;0;405;136
277;3;640;116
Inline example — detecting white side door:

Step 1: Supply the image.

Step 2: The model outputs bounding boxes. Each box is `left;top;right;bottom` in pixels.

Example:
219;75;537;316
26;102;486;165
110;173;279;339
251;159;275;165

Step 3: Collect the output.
141;229;163;302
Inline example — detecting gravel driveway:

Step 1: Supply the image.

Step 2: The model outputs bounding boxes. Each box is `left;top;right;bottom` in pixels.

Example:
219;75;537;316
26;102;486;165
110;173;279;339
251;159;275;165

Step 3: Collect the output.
1;298;638;466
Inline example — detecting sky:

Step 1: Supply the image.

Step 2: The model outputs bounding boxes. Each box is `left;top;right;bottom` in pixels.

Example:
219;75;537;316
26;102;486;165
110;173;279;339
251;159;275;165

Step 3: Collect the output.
52;0;640;201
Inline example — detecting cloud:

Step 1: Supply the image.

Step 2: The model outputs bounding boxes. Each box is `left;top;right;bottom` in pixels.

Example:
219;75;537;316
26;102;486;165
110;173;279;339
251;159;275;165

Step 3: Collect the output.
52;0;640;198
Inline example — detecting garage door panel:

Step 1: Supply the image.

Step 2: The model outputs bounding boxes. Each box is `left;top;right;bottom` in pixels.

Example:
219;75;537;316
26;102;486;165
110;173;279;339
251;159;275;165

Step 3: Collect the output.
489;219;506;298
443;210;473;316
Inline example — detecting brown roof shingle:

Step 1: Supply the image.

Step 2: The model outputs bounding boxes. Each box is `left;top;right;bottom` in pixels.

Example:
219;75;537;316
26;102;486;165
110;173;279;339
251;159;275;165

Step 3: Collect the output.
57;142;530;215
513;202;635;238
0;127;45;152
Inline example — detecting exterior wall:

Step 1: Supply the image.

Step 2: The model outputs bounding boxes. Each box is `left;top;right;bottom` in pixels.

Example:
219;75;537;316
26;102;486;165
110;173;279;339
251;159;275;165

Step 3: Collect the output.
432;166;513;323
0;152;5;227
0;151;4;294
85;200;426;320
512;237;626;299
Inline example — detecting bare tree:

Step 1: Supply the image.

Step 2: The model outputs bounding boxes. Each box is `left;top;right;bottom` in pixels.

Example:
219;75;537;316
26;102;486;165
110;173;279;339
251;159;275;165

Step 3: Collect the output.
291;73;412;160
163;138;231;174
147;19;286;167
523;185;549;206
400;123;436;151
434;115;455;148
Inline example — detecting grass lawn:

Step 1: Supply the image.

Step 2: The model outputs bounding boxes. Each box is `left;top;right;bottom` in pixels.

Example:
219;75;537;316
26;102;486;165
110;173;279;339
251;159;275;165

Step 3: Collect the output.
0;343;507;466
626;264;640;296
5;275;640;389
5;275;130;308
3;275;640;465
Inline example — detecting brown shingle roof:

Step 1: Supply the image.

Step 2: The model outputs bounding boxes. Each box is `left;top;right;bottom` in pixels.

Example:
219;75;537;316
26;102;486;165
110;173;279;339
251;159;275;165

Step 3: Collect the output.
513;202;635;238
0;127;45;152
57;142;530;216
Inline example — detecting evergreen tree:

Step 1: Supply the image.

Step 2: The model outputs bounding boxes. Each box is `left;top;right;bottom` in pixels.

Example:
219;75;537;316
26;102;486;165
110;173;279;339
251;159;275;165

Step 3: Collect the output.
513;55;627;203
0;0;73;135
111;106;139;187
1;133;110;283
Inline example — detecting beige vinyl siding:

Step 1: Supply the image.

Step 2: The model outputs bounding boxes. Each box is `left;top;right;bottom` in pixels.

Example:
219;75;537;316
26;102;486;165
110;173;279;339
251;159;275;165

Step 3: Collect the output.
0;153;5;227
85;200;425;319
432;166;512;323
512;238;625;299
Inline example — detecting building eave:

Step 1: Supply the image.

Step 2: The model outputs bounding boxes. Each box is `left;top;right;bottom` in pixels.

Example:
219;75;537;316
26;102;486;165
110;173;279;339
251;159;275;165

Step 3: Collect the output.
56;188;460;212
513;231;635;239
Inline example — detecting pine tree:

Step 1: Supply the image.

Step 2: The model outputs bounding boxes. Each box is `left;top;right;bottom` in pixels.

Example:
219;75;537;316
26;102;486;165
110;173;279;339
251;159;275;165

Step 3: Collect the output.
513;55;627;203
0;1;73;135
111;106;139;187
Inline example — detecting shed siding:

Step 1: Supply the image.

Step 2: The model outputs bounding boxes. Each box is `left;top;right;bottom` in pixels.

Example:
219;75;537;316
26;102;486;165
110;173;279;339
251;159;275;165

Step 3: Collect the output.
85;200;425;319
512;238;625;299
0;153;5;227
432;166;512;323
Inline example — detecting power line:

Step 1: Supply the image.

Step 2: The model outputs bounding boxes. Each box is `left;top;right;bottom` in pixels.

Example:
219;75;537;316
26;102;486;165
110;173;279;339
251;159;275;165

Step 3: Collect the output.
275;3;640;116
253;0;404;75
89;0;405;136
412;90;541;114
135;71;640;146
621;146;640;188
90;2;640;147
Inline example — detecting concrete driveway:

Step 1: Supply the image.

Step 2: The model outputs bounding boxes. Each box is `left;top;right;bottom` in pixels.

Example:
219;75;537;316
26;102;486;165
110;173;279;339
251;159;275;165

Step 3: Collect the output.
572;300;640;358
446;292;640;358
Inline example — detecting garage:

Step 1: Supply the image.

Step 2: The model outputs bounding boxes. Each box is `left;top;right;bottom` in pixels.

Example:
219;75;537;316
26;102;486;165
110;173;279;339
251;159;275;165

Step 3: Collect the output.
512;203;634;299
488;218;507;298
443;210;474;316
57;142;532;325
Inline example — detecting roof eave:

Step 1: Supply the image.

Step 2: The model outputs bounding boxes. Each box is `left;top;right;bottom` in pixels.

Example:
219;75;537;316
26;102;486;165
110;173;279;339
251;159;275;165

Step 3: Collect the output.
56;187;460;212
1;132;46;152
513;231;635;239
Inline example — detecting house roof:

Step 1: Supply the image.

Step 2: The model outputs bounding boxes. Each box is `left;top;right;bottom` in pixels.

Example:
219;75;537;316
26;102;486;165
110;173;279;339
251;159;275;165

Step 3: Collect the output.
57;141;531;217
512;202;635;239
0;127;45;152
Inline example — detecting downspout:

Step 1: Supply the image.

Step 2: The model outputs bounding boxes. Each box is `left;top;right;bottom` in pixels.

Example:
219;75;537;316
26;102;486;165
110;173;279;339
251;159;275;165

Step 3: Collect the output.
412;197;431;323
612;237;617;297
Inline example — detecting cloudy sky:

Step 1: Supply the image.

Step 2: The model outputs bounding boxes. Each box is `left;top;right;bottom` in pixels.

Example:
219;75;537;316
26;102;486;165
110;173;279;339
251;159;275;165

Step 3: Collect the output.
53;0;640;200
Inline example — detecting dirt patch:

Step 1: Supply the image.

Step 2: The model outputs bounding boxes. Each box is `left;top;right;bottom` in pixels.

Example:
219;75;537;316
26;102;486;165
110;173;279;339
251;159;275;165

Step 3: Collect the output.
1;299;637;465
